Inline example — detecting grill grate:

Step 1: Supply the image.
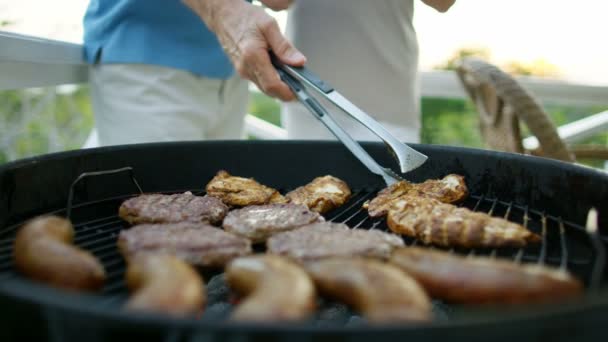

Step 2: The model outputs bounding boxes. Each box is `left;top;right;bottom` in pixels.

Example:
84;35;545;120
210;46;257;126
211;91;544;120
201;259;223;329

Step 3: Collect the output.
0;167;606;324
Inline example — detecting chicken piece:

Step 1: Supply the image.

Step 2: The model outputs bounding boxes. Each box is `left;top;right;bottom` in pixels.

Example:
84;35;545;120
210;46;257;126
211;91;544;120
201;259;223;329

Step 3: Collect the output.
387;195;540;248
13;216;105;291
365;174;468;217
205;170;286;207
306;258;431;323
267;222;404;262
118;222;252;267
226;255;316;322
125;254;205;316
119;192;229;225
286;175;351;214
390;247;583;304
222;203;324;243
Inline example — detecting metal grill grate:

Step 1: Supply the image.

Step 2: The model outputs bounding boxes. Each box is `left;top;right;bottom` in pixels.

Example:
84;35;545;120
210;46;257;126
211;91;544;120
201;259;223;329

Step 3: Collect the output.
0;167;606;323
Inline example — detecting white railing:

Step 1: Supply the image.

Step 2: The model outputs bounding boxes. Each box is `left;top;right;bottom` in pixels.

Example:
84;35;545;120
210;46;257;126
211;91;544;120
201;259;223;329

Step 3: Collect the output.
2;31;608;144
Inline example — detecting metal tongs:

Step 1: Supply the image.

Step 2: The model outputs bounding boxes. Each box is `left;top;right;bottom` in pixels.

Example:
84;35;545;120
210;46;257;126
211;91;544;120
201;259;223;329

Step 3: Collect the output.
271;55;427;185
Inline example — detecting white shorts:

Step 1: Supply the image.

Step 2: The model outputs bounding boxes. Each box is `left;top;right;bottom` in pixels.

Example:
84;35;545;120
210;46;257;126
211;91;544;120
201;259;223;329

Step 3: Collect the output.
89;64;248;146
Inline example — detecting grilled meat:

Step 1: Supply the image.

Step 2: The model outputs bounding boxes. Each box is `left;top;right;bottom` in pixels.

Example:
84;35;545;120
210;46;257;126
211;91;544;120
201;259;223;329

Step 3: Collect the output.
365;174;468;217
119;192;228;225
125;254;205;316
13;216;105;292
267;222;404;262
226;255;316;322
390;247;583;304
305;258;431;323
387;195;540;248
286;175;351;213
222;203;324;243
118;222;252;267
205;170;286;207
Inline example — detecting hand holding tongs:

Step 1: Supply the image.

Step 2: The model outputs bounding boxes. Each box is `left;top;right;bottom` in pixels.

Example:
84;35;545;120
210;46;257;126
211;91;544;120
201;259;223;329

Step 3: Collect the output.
270;54;427;185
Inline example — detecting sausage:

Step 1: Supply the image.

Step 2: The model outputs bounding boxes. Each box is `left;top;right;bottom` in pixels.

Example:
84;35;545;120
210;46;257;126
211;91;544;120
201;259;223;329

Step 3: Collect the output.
125;254;205;316
13;215;105;291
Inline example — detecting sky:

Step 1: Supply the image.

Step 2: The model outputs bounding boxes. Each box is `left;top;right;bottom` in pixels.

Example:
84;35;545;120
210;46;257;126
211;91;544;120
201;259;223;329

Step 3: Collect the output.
1;0;606;85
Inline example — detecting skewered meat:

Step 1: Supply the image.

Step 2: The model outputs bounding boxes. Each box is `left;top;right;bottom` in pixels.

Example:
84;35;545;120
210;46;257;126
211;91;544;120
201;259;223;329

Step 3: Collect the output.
305;258;431;323
119;192;228;225
387;195;540;248
267;222;404;262
13;216;105;291
226;255;316;322
390;247;583;304
205;170;286;206
222;203;324;243
365;174;468;217
125;254;205;315
286;175;351;213
118;222;251;267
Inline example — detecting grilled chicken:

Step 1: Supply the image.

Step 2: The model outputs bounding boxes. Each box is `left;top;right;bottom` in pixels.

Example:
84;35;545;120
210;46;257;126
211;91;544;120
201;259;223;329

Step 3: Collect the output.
119;192;229;225
125;254;205;316
390;247;583;304
118;222;252;267
267;222;404;262
13;216;106;291
222;203;324;243
286;175;351;213
305;258;431;323
365;174;468;217
387;195;540;248
226;255;316;322
205;170;286;207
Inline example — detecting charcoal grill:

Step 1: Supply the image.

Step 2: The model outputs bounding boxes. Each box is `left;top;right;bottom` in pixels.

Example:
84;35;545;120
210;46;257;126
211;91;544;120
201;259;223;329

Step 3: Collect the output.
0;140;607;342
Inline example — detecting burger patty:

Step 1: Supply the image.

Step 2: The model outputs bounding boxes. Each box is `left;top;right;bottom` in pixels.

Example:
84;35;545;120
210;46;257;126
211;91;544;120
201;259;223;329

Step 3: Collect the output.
118;222;251;267
119;192;229;225
267;222;404;262
222;203;324;243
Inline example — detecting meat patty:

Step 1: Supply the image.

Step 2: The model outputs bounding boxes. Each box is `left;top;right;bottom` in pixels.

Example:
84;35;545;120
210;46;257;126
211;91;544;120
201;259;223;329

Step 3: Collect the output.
267;222;404;262
205;170;286;206
387;195;540;248
364;174;468;217
119;192;228;225
306;258;431;323
222;203;324;243
118;222;251;267
286;175;351;214
390;247;583;304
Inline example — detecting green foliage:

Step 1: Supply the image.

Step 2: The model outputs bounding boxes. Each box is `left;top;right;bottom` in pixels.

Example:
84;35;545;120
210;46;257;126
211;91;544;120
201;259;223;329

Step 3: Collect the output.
434;47;491;71
247;92;281;126
421;97;483;147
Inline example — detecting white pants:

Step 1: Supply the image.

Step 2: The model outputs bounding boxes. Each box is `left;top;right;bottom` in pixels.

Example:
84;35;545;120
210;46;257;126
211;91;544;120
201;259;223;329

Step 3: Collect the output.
89;64;248;146
282;101;420;143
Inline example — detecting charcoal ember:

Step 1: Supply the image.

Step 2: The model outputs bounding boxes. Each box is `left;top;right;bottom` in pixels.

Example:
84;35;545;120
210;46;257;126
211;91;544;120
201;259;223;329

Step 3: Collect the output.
431;299;451;322
314;302;351;327
203;302;232;320
206;274;231;305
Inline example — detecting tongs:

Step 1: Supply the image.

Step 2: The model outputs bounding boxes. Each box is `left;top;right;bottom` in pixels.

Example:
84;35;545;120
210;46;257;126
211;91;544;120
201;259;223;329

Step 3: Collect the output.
271;55;427;185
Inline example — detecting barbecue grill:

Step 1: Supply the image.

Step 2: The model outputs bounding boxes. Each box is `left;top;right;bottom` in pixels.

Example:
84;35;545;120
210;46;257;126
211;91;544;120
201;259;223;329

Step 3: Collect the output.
0;140;607;342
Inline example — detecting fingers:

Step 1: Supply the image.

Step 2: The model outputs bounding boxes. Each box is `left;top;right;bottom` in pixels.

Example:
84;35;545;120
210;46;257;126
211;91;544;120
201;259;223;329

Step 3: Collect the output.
259;16;306;66
248;51;296;101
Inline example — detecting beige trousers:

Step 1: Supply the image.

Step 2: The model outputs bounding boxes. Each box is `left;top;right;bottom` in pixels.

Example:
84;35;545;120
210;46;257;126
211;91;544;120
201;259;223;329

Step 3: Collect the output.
89;64;248;146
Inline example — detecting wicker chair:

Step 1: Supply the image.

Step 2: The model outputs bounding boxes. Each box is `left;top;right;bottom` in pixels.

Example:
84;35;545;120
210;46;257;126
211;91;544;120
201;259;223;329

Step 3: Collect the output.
455;57;608;162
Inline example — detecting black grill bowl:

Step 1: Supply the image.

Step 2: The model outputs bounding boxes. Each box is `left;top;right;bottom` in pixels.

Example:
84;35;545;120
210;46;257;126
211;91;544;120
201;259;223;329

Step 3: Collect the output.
0;141;607;342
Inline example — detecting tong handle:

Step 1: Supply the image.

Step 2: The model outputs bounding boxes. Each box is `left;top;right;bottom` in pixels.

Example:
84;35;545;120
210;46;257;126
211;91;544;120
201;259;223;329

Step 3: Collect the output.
270;54;333;93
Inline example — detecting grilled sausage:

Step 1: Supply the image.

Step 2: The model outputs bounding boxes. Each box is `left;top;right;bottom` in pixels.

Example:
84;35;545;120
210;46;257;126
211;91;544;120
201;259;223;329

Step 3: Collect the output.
286;175;351;213
13;216;105;291
390;247;583;304
364;174;468;217
387;195;540;248
305;258;432;323
125;254;205;315
226;255;316;322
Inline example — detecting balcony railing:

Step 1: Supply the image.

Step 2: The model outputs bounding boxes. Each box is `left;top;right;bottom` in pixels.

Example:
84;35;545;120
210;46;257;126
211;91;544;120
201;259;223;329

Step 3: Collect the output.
2;31;607;158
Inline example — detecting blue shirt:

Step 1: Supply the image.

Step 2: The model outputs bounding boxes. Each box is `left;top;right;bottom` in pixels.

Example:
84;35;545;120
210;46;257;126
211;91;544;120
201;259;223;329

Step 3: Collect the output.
83;0;234;79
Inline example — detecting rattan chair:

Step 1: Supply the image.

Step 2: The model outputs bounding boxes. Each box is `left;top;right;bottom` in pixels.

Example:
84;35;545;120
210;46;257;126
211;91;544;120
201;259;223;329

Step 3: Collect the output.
455;57;608;162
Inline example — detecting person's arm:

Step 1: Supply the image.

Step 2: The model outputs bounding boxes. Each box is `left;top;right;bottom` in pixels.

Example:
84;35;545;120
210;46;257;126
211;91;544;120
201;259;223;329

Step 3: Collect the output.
182;0;304;101
421;0;456;12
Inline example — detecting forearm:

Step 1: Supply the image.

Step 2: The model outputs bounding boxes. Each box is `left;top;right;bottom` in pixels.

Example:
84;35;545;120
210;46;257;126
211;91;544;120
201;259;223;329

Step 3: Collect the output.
183;0;241;33
421;0;455;12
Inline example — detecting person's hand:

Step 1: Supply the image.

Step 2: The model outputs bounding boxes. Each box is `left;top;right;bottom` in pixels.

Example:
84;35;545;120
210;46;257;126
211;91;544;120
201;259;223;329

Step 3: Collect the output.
260;0;293;11
183;0;306;101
